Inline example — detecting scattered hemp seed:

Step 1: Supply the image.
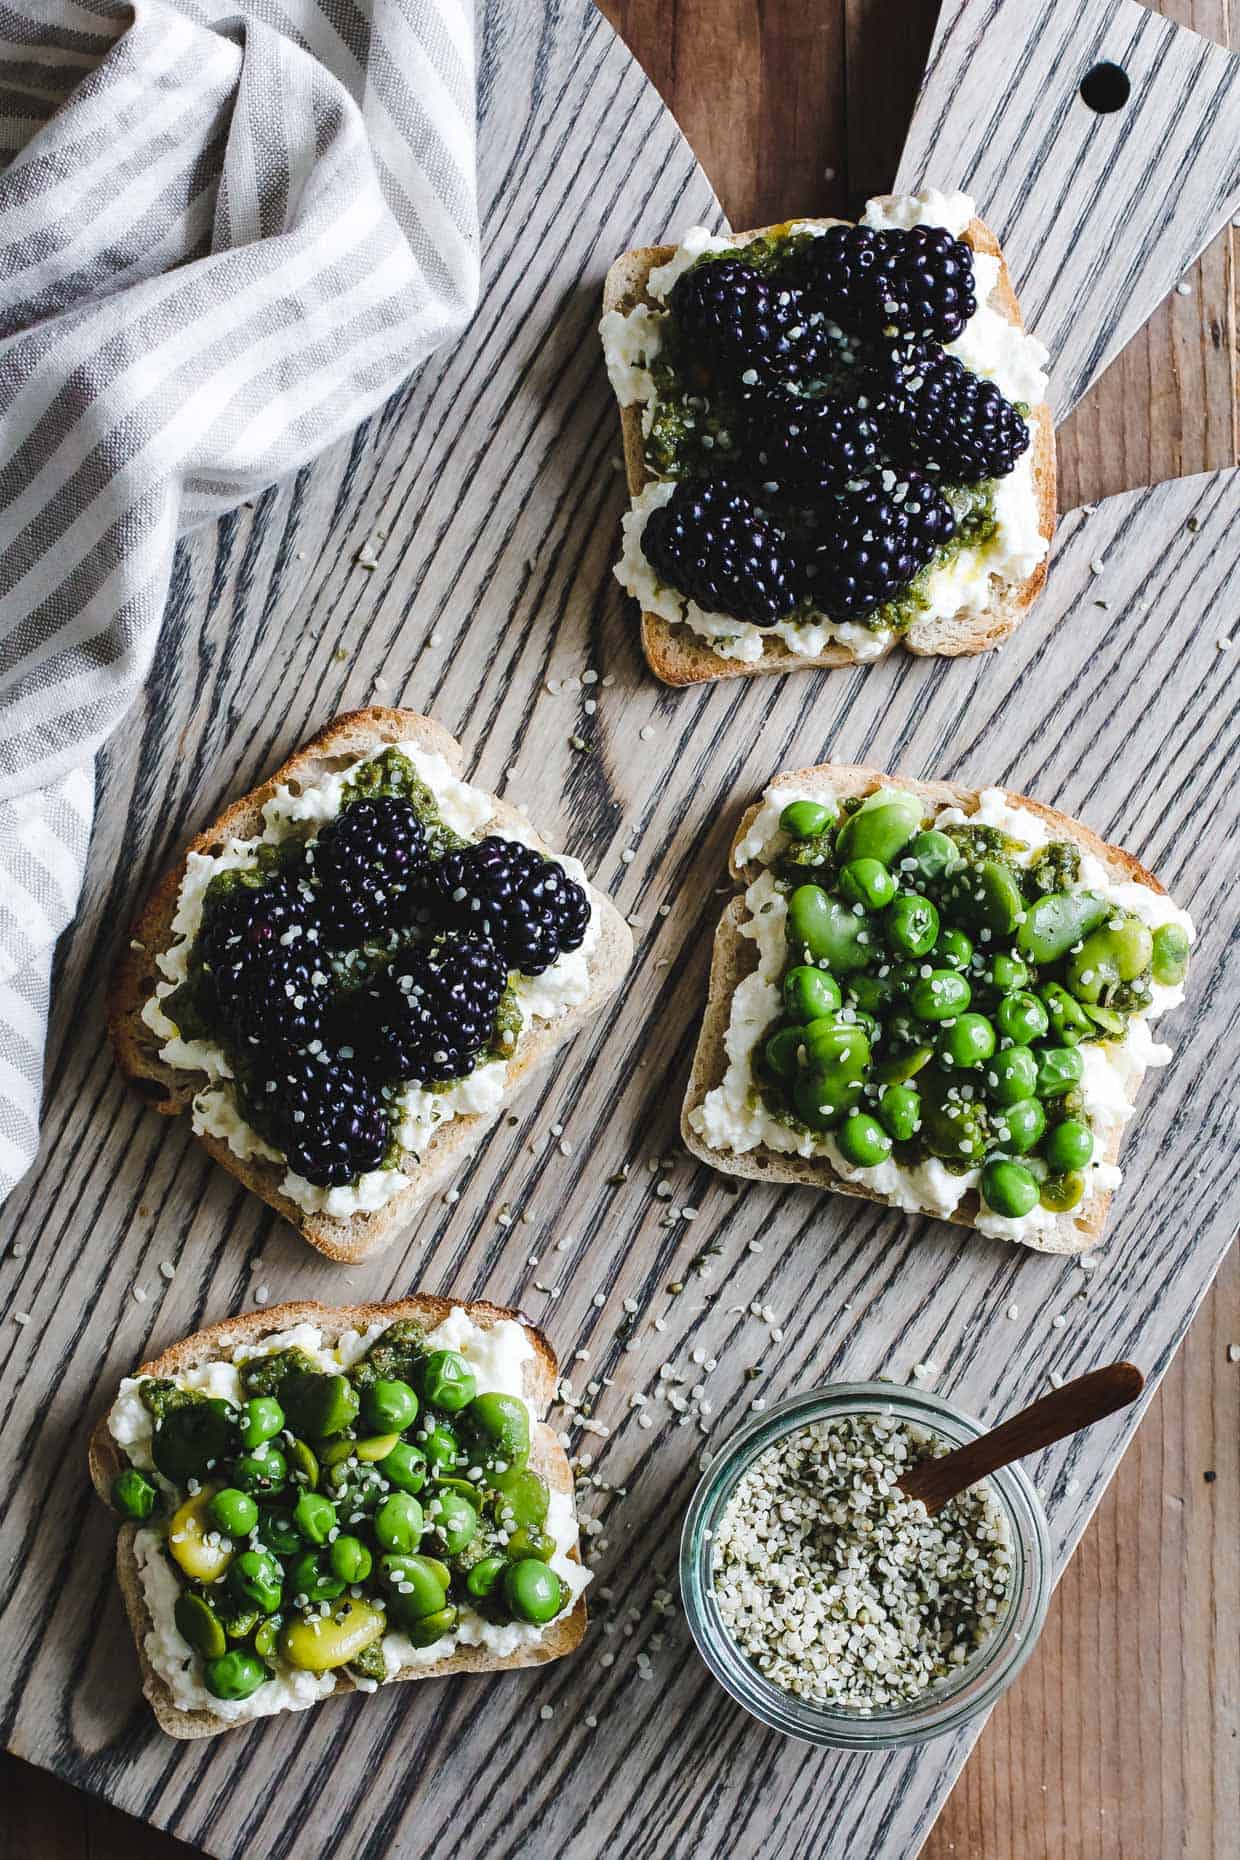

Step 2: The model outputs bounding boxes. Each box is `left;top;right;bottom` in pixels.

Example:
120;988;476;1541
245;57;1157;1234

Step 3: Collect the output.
1227;1344;1240;1364
639;725;656;741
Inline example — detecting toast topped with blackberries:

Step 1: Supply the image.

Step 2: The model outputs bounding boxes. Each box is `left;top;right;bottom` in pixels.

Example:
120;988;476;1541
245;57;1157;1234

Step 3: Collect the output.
108;710;633;1262
601;189;1056;686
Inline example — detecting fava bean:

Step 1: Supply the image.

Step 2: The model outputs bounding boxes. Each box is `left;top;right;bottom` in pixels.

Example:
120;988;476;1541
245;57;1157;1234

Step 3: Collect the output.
920;1093;988;1165
764;1027;803;1080
293;1490;337;1545
1035;1045;1084;1098
489;1467;550;1531
287;1551;346;1605
380;1552;447;1618
871;1043;933;1086
419;1350;477;1413
167;1488;234;1583
174;1590;226;1659
401;1604;459;1648
281;1600;385;1672
1064;917;1152;1004
1038;982;1092;1045
1151;922;1190;986
836;793;923;867
1017;890;1110;964
787;885;872;972
465;1555;508;1601
280;1372;359;1441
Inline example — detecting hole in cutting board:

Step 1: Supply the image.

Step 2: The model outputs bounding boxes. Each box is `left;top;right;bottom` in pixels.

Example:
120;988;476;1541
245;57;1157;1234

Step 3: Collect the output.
1079;63;1131;112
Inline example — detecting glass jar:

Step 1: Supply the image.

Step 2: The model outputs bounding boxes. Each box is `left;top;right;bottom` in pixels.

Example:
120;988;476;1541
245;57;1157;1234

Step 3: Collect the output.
679;1380;1052;1748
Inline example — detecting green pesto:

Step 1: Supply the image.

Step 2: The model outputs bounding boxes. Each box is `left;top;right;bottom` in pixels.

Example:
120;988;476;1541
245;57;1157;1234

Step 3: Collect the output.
341;748;468;860
139;1379;210;1424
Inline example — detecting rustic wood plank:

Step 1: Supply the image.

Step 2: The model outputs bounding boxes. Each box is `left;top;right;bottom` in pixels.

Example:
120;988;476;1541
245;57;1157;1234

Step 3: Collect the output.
1;4;1238;1860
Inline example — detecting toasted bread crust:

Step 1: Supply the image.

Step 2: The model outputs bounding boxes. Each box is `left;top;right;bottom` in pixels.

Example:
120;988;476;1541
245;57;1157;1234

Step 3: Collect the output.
681;765;1170;1255
107;709;634;1262
89;1297;586;1739
603;206;1057;687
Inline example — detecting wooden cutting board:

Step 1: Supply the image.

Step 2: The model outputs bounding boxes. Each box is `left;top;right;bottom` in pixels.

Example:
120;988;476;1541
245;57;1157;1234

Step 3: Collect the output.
1;1;1238;1857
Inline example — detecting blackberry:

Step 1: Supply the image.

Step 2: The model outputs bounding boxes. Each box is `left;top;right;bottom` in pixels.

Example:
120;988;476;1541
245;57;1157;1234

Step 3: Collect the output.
669;258;830;384
792;224;976;342
356;933;508;1085
198;877;314;980
222;945;333;1056
246;1053;389;1187
421;837;590;977
642;479;802;625
879;350;1030;483
806;469;955;621
740;386;883;492
310;797;428;947
869;224;976;342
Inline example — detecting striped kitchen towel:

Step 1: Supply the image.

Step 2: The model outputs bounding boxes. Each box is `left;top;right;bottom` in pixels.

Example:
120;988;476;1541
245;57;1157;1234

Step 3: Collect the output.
0;0;478;1198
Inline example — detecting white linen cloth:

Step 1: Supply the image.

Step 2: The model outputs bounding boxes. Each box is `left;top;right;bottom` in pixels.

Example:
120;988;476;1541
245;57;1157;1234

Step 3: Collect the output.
0;0;479;1196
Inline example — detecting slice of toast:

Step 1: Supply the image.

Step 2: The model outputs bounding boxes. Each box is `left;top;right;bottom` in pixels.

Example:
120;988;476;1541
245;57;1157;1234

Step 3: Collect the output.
681;764;1174;1255
107;709;633;1262
88;1296;586;1739
603;204;1057;687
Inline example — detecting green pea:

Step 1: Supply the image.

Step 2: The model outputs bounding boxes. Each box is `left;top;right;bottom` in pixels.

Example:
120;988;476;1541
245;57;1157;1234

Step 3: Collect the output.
255;1508;301;1556
218;1601;261;1643
871;1042;934;1086
174;1590;226;1658
1043;1118;1094;1172
835;792;923;867
111;1468;158;1522
503;1558;567;1626
1151;922;1190;986
839;858;896;912
908;969;971;1021
980;1159;1040;1219
253;1614;284;1659
374;1491;426;1553
488;1467;550;1532
361;1378;419;1435
994;1096;1046;1154
280;1372;359;1441
792;1021;868;1126
425;1489;478;1555
936;927;974;972
419;1350;476;1413
1081;1001;1126;1037
802;1017;869;1076
836;1112;892;1168
401;1604;459;1647
381;1553;448;1619
292;1490;337;1545
1017;890;1111;964
1035;1045;1084;1098
1040;977;1092;1049
1065;918;1153;1003
764;1026;804;1080
782;965;842;1023
937;1013;996;1069
208;1487;259;1538
238;1396;284;1449
1040;1171;1086;1212
286;1438;319;1491
505;1526;556;1561
287;1551;346;1605
378;1439;428;1494
988;952;1029;994
997;991;1050;1046
232;1446;288;1497
786;885;872;972
329;1534;373;1585
885;892;939;958
465;1555;509;1601
993;1096;1045;1154
421;1425;459;1475
203;1651;268;1702
228;1548;284;1614
900;829;960;886
987;1045;1038;1106
464;1393;531;1471
878;1084;921;1142
152;1399;236;1485
780;799;833;840
844;973;900;1017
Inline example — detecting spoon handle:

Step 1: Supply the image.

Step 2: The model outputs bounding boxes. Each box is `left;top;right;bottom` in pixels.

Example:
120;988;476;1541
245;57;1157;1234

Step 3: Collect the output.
900;1362;1145;1516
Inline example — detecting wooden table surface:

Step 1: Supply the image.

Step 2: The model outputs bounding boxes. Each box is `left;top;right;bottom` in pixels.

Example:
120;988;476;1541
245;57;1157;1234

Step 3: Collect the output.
2;2;1236;1857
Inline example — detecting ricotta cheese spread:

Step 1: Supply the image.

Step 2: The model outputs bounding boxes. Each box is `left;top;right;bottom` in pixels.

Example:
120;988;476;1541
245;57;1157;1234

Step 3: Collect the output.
602;189;1050;663
109;1308;590;1723
141;743;600;1216
689;782;1192;1243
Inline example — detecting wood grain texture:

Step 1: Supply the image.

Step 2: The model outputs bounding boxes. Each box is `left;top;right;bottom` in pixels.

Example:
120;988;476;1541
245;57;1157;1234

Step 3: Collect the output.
2;4;1238;1860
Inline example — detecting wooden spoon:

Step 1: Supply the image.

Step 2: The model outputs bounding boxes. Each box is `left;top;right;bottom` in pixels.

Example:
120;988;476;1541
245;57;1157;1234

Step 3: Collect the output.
898;1362;1145;1516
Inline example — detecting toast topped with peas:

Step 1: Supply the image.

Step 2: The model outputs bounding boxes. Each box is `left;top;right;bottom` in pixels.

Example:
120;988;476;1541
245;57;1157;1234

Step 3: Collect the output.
89;1297;588;1738
682;764;1193;1253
